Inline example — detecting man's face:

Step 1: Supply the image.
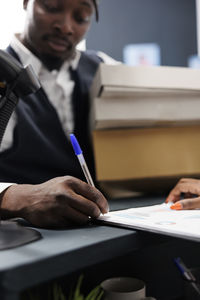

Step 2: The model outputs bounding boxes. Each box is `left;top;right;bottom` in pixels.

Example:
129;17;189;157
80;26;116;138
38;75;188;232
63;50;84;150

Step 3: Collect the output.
22;0;95;62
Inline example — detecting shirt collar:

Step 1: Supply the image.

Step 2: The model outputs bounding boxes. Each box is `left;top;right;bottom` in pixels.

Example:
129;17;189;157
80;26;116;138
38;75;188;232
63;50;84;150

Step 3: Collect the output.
10;34;81;76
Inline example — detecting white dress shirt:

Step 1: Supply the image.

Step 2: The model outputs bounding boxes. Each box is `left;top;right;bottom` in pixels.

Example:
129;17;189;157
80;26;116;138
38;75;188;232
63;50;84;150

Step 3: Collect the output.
0;34;119;194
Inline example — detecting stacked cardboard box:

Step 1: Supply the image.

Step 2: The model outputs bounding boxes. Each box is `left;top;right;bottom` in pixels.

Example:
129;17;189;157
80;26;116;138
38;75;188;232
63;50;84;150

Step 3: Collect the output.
90;64;200;197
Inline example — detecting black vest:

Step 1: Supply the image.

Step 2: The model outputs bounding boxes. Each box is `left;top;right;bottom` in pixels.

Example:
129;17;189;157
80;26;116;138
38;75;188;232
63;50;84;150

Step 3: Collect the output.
0;47;102;184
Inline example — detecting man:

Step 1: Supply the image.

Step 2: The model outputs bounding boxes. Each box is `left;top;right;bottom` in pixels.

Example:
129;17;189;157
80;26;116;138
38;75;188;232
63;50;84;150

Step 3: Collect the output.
0;0;112;227
166;178;200;210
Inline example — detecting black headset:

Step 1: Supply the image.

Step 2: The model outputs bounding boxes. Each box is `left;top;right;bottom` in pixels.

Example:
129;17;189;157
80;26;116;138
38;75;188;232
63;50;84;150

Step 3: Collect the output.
93;0;99;21
0;50;41;146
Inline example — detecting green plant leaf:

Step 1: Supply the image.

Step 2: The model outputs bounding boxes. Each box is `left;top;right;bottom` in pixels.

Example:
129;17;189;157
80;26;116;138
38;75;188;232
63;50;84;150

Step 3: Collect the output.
21;273;104;300
74;274;84;299
96;289;104;300
75;295;84;300
85;286;101;300
58;285;66;300
68;287;74;300
53;283;60;300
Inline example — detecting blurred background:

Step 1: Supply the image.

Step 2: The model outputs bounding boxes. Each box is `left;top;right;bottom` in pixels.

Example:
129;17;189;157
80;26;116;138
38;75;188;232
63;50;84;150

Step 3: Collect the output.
86;0;197;67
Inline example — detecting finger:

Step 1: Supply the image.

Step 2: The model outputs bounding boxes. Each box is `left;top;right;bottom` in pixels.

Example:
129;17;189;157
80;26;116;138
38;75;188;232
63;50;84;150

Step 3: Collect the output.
165;187;182;203
65;177;109;214
68;193;102;218
181;197;200;210
81;185;109;214
170;197;200;210
166;178;200;203
177;178;200;195
61;205;90;224
165;179;185;203
183;192;193;199
56;189;102;218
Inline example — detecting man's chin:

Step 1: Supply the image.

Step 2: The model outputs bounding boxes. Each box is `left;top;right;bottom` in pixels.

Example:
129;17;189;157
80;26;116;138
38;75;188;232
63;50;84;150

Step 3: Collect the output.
40;50;75;70
48;48;75;60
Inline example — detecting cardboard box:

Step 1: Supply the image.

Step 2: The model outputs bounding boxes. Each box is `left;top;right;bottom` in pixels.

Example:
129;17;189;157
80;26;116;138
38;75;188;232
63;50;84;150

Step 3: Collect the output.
91;64;200;99
90;64;200;130
92;126;200;192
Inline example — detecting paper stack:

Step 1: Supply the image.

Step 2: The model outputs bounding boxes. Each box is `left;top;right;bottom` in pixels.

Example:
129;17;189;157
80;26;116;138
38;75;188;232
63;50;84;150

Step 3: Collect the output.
90;63;200;197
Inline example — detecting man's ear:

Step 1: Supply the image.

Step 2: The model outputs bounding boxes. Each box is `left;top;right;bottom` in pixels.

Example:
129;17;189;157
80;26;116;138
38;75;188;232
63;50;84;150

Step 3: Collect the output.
23;0;29;9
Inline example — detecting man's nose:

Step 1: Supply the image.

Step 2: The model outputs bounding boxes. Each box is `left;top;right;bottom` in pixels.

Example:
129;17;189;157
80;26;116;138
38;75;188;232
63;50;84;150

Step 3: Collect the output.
53;14;74;35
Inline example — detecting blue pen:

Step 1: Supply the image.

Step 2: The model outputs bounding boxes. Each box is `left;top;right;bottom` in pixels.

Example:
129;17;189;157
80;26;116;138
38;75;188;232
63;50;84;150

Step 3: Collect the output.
70;134;95;187
174;257;200;296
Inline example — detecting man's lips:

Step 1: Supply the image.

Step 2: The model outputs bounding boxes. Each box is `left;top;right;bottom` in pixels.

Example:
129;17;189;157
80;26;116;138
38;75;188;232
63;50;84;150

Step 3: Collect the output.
46;36;72;52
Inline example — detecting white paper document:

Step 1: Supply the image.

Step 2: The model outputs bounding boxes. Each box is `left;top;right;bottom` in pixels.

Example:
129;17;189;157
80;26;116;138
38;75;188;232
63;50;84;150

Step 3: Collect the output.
98;203;200;242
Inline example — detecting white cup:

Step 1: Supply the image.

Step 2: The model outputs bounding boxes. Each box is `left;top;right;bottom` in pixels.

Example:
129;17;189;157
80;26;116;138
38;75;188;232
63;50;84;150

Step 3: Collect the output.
100;276;146;300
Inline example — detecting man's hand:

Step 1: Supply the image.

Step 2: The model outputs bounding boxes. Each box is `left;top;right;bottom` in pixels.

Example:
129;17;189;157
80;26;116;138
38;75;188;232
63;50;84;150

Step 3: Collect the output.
166;178;200;210
0;176;109;228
